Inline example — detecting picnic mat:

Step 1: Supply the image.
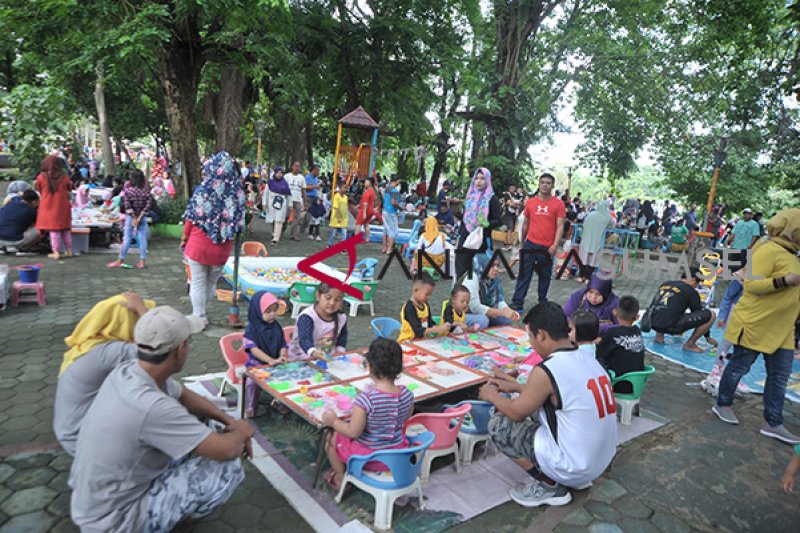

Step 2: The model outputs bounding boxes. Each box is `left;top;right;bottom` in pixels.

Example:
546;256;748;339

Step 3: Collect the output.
183;372;667;532
642;327;800;403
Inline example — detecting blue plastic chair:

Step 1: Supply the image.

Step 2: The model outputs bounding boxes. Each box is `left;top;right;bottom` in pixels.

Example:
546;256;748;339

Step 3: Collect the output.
371;317;401;340
335;431;435;530
403;219;423;260
444;400;494;463
353;258;379;281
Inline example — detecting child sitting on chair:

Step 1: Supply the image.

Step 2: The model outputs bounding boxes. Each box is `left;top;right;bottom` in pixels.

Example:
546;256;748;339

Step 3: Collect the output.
244;292;288;417
442;285;476;333
322;338;414;491
569;310;600;357
398;273;452;342
287;283;348;360
595;296;645;394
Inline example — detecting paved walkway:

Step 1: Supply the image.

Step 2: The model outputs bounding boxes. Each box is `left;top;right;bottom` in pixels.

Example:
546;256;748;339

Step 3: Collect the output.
0;216;798;531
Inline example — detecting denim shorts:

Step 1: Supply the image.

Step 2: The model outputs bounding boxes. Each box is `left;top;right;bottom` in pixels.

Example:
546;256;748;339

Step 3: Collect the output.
488;411;540;463
383;213;399;238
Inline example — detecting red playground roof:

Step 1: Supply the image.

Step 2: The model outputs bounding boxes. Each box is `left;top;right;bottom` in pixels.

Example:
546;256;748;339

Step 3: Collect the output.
339;106;379;130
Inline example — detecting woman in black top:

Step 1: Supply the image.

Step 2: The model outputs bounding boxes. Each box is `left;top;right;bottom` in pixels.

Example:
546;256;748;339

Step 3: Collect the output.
455;167;502;281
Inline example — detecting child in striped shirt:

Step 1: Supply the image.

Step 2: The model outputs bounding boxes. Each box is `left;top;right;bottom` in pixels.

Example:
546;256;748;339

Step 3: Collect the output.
322;338;414;491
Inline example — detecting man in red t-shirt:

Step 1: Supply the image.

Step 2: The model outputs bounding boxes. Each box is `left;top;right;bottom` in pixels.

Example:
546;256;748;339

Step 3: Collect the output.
511;173;566;310
356;178;377;242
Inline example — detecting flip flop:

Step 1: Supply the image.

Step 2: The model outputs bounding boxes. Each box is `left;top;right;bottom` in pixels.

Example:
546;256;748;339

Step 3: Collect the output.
136;263;147;269
121;263;134;269
106;261;122;268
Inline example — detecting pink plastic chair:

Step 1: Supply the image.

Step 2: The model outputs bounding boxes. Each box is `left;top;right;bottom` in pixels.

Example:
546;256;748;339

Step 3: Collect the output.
219;332;248;413
404;403;471;482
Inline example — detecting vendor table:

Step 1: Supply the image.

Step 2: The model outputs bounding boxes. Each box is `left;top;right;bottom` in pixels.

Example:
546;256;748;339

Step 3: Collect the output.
241;325;534;487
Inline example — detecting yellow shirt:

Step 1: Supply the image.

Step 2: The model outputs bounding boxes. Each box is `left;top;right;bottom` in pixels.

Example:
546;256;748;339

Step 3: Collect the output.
724;240;800;352
330;192;348;228
398;300;433;343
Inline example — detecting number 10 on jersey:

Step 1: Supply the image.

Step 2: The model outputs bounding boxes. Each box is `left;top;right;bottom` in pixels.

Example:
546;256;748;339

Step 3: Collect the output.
587;375;616;418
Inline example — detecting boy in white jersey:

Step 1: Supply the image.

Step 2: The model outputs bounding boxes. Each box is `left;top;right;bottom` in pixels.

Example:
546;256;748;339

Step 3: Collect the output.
479;301;618;507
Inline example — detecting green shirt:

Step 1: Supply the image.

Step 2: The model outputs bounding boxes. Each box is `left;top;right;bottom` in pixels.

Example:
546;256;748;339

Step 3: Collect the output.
731;219;760;250
671;225;688;244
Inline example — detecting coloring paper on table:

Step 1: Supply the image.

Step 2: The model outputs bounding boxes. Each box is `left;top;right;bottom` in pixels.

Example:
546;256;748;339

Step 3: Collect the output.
401;344;439;365
350;375;439;399
466;332;530;357
325;352;370;381
455;352;518;375
483;325;529;343
287;383;359;424
251;362;332;394
405;360;486;389
409;335;481;358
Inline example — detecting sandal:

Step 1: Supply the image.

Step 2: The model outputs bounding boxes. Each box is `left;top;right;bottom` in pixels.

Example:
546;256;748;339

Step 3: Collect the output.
106;260;123;268
136;261;147;269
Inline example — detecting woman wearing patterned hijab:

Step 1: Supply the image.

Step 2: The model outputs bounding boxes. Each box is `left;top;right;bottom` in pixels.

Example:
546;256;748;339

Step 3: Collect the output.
181;151;246;326
454;167;502;281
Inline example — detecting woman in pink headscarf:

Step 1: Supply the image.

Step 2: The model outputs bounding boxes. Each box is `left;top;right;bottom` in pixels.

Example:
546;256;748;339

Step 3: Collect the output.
455;167;502;281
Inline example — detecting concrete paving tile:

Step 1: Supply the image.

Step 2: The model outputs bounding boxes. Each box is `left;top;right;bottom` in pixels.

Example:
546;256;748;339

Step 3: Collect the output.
0;511;7;527
618;517;662;533
650;511;691;533
588;522;624;533
0;510;57;533
46;491;70;517
561;507;594;526
6;454;54;469
0;486;11;505
0;486;57;515
589;479;628;504
5;467;56;491
47;472;69;492
220;503;264;528
48;454;72;473
554;525;593;533
50;517;80;533
613;495;653;519
0;463;14;483
584;500;622;523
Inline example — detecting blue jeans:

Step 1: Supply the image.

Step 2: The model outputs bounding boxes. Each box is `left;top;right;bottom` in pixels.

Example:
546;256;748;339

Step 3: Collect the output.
120;216;148;261
717;345;793;426
327;227;346;246
512;241;553;308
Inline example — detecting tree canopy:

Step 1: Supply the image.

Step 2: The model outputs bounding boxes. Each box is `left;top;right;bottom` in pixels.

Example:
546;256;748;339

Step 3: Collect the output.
1;0;798;212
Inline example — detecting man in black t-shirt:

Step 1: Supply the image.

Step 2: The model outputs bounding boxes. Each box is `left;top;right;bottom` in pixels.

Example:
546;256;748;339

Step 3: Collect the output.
597;296;645;393
502;185;523;251
651;267;717;352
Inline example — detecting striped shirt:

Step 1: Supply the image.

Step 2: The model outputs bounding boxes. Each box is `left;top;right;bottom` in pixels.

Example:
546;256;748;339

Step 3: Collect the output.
355;385;414;448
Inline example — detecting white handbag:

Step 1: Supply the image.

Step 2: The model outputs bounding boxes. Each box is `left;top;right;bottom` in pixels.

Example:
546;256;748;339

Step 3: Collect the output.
463;226;484;249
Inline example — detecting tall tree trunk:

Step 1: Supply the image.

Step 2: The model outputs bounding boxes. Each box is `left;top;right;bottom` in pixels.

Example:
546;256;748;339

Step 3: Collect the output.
305;119;314;166
94;64;115;178
1;49;13;91
334;0;362;110
160;35;203;198
213;64;247;155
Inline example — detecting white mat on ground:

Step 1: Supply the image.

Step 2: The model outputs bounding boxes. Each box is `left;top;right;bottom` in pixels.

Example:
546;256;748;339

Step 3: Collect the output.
617;413;666;445
418;452;530;519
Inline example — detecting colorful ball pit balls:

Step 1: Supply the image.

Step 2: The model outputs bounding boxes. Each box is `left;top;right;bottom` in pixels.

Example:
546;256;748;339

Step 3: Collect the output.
250;267;317;285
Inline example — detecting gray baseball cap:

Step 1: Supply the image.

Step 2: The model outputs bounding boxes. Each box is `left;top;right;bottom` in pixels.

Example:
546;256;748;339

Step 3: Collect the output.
134;306;204;356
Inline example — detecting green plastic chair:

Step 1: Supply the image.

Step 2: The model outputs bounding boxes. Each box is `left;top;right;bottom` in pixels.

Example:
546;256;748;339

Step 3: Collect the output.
440;299;450;324
610;365;656;425
422;266;441;282
344;281;378;317
288;281;318;319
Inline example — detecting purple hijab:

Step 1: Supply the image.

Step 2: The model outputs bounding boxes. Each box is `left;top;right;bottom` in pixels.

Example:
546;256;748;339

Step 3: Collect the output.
563;273;619;332
268;166;291;195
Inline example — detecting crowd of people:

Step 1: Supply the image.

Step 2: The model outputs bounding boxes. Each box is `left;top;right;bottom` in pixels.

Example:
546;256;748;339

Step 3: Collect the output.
7;149;794;528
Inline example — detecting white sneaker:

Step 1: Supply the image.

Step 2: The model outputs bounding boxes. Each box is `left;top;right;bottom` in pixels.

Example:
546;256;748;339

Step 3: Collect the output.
509;479;572;507
315;236;322;241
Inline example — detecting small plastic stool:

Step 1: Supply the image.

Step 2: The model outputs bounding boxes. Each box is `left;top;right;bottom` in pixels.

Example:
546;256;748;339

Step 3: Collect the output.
71;228;91;255
12;281;46;307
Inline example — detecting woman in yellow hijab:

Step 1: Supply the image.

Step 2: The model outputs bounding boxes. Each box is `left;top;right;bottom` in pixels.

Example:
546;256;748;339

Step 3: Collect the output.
416;215;448;270
714;208;800;443
60;292;156;375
